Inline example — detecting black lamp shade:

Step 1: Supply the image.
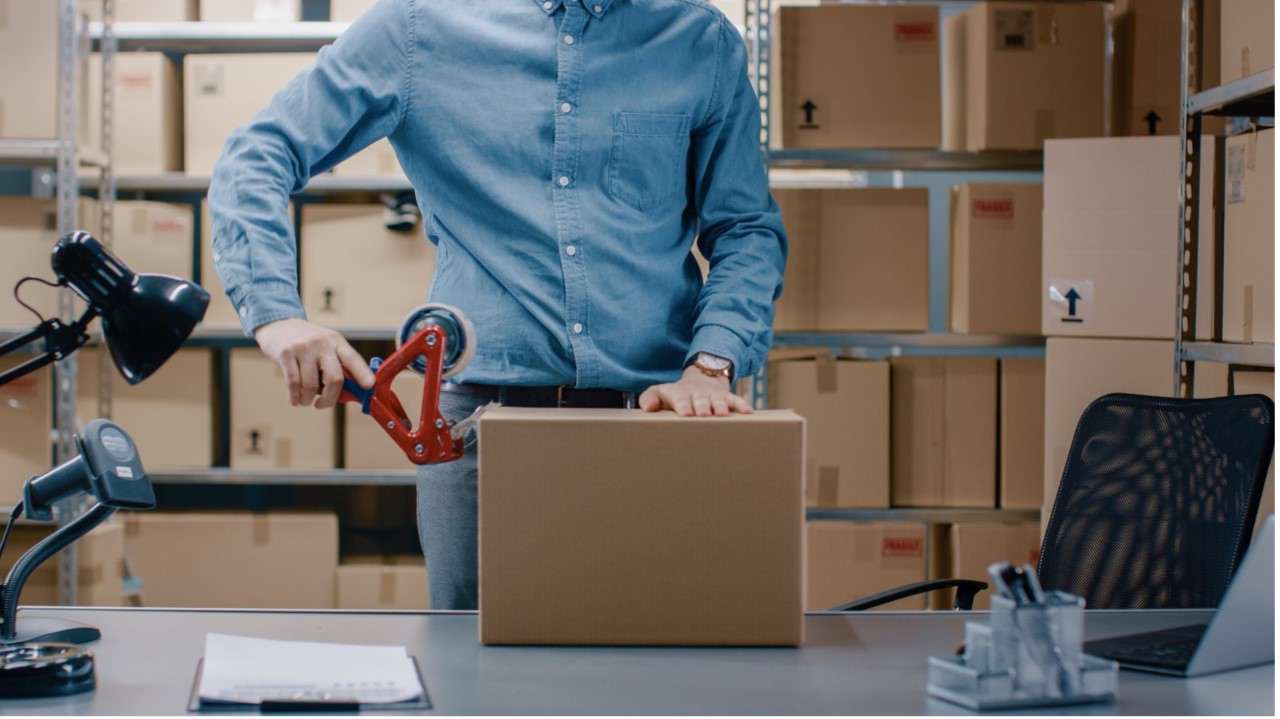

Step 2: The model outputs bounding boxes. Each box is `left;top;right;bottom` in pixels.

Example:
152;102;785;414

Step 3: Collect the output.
103;274;210;385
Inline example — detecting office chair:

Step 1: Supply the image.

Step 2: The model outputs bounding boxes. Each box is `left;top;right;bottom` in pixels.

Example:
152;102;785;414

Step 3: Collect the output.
830;393;1274;611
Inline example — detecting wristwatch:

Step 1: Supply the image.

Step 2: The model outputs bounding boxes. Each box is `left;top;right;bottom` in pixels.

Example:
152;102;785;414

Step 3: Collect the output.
688;352;734;381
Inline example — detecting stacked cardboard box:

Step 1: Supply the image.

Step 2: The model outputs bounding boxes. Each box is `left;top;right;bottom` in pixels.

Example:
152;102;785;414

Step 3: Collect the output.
1232;370;1275;535
944;2;1105;151
330;0;375;21
768;356;889;508
1220;0;1274;84
199;0;300;21
0;521;124;606
772;4;940;150
0;198;104;325
891;358;997;508
774;188;929;332
949;182;1043;335
300;204;436;329
933;522;1041;610
1222;129;1274;344
1112;0;1181;137
0;356;51;505
0;2;61;139
77;348;213;470
345;371;421;470
336;556;428;610
1000;358;1045;510
83;0;198;21
125;512;338;608
88;53;183;174
806;521;927;611
230;349;336;469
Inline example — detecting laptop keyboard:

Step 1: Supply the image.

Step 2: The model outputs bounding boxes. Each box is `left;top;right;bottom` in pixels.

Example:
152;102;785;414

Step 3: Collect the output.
1085;624;1208;670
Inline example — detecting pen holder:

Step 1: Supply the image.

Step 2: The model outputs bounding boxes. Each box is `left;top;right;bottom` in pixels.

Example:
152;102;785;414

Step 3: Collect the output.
928;590;1117;711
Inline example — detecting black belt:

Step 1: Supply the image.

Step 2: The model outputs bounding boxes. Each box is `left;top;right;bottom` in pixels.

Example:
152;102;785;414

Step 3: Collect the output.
442;382;636;409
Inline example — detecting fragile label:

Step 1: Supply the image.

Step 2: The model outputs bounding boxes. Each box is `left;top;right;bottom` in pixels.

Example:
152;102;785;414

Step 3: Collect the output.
1047;279;1093;325
119;73;154;91
894;21;936;43
882;536;923;558
994;9;1035;51
1227;144;1247;204
972;197;1014;220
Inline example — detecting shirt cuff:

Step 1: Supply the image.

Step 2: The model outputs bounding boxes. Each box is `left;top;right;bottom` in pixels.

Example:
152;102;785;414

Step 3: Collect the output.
686;324;751;381
227;282;307;337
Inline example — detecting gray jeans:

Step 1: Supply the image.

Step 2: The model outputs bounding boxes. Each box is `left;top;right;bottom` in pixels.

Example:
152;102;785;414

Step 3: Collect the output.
415;391;483;610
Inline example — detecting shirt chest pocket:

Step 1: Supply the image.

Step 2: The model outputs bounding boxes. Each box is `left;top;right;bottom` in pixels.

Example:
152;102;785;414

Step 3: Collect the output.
607;111;691;213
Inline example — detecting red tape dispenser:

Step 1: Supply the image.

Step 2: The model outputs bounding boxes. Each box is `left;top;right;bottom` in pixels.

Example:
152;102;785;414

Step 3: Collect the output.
339;304;481;465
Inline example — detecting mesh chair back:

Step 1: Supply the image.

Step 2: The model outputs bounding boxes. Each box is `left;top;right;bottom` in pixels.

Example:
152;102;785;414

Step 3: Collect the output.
1039;393;1274;610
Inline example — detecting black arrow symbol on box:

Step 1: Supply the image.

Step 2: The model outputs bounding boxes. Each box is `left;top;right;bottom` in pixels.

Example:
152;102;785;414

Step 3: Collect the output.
801;100;817;125
1144;110;1162;135
1064;288;1081;316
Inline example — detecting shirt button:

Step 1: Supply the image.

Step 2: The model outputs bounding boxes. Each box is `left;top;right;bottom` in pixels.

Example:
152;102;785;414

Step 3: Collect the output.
572;323;584;335
593;4;602;12
557;175;571;187
565;245;577;256
542;0;552;8
562;35;575;45
559;102;573;114
238;306;248;317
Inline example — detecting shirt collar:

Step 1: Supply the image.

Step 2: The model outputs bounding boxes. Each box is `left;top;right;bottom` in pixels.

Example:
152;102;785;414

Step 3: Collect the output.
533;0;614;18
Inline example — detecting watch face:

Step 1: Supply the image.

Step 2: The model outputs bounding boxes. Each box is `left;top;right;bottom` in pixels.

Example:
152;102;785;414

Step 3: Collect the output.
698;353;731;371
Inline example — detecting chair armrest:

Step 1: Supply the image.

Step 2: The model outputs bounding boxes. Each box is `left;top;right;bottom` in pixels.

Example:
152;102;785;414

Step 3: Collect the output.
827;579;989;611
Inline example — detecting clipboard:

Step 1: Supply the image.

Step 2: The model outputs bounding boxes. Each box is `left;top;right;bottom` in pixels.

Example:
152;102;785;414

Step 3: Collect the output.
186;656;433;713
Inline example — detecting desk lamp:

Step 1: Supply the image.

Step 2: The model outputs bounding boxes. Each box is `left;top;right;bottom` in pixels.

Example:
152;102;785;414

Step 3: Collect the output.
0;231;209;652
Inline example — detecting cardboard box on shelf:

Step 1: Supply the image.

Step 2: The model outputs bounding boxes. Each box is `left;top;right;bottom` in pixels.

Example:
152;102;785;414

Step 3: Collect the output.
0;198;104;325
1223;129;1274;344
77;348;213;470
336;556;428;610
1001;358;1044;510
300;204;435;329
83;0;198;21
1042;137;1215;339
772;4;940;150
0;2;70;140
710;0;744;24
184;53;314;174
941;522;1041;610
88;52;182;174
806;521;927;611
768;356;889;508
345;371;422;470
330;0;374;21
103;201;193;278
1043;338;1172;525
332;139;405;179
943;2;1106;151
774;188;929;332
199;0;300;21
1232;370;1275;535
1;521;124;606
949;182;1043;335
230;349;336;469
891;358;998;508
200;199;296;330
1221;0;1274;84
478;407;804;645
0;356;51;505
1112;0;1182;137
124;512;337;608
1194;361;1230;398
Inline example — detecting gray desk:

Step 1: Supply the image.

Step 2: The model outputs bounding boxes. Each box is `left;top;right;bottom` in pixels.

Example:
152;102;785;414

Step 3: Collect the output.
2;607;1272;715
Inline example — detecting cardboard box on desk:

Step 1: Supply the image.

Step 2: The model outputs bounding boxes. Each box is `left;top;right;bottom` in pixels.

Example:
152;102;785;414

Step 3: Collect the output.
949;183;1042;336
184;53;315;175
1042;137;1215;339
891;358;998;508
1223;129;1274;344
124;512;337;608
0;521;124;606
230;349;336;470
1043;338;1173;529
806;521;927;612
768;356;889;508
1232;370;1275;535
88;53;182;174
774;188;929;332
943;2;1105;151
77;348;214;470
937;522;1041;610
478;407;804;646
1000;358;1044;510
1221;0;1274;84
300;204;435;329
337;556;428;610
771;4;940;150
0;356;51;505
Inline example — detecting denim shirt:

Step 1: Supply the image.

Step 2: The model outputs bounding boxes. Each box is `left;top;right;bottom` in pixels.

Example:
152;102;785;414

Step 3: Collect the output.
208;0;787;392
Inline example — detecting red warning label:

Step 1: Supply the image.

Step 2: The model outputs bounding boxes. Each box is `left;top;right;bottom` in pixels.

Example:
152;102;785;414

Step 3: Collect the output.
972;198;1015;220
895;21;936;43
882;536;924;558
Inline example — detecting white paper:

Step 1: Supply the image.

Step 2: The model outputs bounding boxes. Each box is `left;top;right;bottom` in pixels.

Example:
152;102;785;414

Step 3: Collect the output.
198;633;423;705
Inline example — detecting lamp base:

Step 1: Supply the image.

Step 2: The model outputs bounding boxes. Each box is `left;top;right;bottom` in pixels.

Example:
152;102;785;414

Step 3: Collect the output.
0;616;101;645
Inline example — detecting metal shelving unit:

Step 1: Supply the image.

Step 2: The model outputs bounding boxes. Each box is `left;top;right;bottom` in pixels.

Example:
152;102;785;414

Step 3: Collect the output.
1174;1;1275;396
767;149;1044;172
89;21;349;52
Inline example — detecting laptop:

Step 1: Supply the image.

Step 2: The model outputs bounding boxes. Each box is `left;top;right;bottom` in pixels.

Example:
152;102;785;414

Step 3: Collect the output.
1084;515;1275;677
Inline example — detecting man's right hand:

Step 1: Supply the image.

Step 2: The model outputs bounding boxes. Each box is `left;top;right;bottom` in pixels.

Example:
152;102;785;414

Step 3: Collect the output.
254;318;376;409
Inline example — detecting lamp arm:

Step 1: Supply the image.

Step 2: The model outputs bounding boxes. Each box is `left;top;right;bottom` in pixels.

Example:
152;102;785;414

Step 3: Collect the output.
0;308;97;389
0;502;116;641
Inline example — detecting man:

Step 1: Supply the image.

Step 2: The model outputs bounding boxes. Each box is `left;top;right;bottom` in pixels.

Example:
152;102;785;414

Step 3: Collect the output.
208;0;787;610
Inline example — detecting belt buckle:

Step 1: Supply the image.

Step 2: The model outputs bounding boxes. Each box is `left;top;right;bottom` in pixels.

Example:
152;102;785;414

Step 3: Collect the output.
556;385;566;408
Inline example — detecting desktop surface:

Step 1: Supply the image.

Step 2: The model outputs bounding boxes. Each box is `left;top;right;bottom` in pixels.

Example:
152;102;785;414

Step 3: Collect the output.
2;607;1272;715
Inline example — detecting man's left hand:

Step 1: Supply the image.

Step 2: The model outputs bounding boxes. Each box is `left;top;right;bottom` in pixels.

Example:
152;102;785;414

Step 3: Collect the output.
638;366;754;417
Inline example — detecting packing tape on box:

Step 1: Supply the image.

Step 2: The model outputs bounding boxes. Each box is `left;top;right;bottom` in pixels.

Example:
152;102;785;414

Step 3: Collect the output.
252;514;270;545
815;355;838;394
817;466;840;507
379;568;397;605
